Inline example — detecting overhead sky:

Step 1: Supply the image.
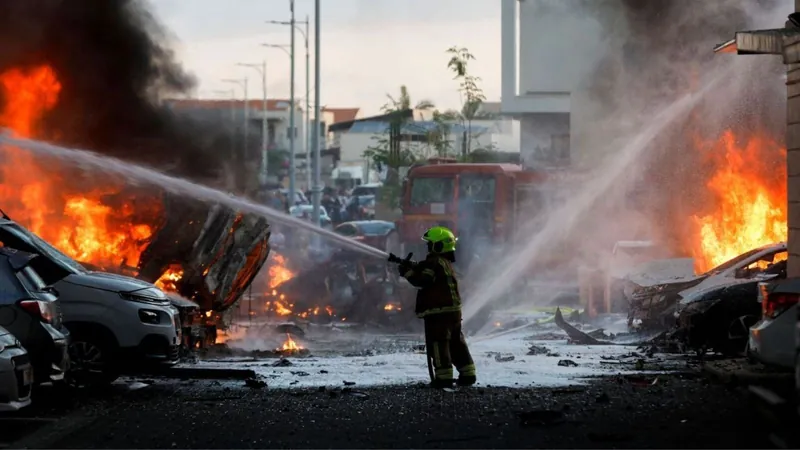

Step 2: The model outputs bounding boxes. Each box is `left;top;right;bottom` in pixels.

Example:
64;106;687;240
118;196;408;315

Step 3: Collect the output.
150;0;501;116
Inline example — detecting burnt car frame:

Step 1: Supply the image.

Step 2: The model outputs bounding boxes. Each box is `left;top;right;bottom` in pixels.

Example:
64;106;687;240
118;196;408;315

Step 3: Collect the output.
673;245;787;356
627;242;787;332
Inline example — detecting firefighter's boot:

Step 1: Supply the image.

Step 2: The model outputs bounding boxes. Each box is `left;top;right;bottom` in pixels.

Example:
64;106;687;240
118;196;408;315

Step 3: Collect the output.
430;378;455;389
456;363;477;387
457;375;476;387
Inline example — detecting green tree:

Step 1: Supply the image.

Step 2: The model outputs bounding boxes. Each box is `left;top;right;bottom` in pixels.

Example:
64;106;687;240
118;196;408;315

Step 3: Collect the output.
362;85;435;209
446;46;491;155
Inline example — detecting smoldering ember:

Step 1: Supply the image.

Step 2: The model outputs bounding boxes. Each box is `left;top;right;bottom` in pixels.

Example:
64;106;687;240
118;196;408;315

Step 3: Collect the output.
0;0;798;449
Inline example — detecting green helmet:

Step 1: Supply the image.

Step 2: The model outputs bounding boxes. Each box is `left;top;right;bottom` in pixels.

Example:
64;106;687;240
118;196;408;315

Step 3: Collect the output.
422;226;457;253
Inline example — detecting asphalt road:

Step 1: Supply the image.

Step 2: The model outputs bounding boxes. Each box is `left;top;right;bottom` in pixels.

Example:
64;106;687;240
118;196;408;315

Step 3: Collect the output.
5;373;776;449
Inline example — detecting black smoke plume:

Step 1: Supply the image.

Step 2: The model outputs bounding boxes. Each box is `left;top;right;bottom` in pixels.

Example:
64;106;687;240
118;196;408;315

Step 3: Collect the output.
0;0;228;180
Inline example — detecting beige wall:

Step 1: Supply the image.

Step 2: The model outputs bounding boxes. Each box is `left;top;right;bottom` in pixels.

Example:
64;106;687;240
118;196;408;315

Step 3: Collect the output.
787;3;800;275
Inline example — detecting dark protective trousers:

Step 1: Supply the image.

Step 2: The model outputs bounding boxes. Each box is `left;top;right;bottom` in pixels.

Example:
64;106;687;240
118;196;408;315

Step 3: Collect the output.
424;312;476;382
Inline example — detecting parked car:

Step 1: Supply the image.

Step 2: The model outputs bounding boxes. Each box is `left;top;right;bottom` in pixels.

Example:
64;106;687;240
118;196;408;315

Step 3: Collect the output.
0;218;180;386
333;220;396;253
795;290;799;410
628;242;787;331
0;247;69;384
289;205;333;229
673;247;787;356
0;325;32;411
747;278;800;369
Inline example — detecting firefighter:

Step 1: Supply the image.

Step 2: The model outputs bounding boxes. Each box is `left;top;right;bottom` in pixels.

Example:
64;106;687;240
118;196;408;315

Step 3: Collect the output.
394;226;476;388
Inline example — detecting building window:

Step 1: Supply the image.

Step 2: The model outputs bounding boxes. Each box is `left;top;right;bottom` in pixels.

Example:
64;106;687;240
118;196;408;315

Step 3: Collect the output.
320;122;327;137
286;127;298;139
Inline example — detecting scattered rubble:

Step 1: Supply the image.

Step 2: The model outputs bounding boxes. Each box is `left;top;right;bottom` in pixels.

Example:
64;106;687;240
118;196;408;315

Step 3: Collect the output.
526;344;549;355
557;359;579;367
244;377;267;389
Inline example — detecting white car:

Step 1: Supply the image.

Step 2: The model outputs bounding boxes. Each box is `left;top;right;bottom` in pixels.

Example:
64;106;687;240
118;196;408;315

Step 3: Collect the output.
748;279;798;368
289;205;332;229
0;219;180;386
0;326;32;412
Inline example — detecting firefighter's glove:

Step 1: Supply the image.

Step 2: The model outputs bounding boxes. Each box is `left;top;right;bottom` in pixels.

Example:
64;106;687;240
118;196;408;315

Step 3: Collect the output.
397;262;411;277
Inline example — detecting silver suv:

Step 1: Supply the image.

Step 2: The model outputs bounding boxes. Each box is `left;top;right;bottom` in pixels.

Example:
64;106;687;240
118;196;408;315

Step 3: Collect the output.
0;219;180;386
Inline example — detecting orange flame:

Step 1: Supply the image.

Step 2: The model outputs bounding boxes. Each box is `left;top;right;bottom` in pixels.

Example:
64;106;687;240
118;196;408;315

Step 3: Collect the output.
279;333;302;351
0;65;161;270
215;327;247;344
273;300;292;315
268;252;294;289
691;130;787;272
155;265;184;292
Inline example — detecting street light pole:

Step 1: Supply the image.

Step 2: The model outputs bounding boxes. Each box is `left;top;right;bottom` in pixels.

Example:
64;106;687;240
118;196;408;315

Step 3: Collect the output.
288;0;297;207
304;16;311;194
267;12;311;195
237;61;270;195
312;0;321;227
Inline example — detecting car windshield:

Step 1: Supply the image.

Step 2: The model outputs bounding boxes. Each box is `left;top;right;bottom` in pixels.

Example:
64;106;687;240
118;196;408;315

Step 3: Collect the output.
358;222;393;236
2;224;85;274
410;177;455;206
349;195;375;207
699;246;773;277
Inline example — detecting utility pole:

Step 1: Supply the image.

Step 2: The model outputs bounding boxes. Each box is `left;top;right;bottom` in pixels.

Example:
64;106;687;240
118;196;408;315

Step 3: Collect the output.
289;0;297;206
222;78;248;192
266;16;311;192
237;62;270;196
312;0;322;227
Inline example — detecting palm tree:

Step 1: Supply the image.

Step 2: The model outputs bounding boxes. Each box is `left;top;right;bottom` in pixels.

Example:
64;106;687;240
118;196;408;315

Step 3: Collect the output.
384;85;434;113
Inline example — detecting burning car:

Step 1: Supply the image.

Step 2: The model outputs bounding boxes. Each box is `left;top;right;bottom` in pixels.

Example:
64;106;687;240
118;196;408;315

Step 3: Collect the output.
673;244;787;356
0;217;181;385
627;242;787;331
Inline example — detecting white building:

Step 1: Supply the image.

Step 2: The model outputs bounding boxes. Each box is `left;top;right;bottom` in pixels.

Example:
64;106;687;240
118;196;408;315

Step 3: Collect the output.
500;0;607;169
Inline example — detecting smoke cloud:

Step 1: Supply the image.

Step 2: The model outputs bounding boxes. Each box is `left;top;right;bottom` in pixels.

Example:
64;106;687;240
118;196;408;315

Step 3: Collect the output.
465;0;792;331
0;0;228;180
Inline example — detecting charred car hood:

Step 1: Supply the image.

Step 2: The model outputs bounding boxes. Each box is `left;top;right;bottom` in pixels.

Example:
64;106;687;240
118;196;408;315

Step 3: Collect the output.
62;271;157;293
630;276;705;300
678;273;778;305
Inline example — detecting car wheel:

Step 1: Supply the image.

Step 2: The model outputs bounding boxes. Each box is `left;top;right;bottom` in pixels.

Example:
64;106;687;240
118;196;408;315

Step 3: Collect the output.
66;330;119;388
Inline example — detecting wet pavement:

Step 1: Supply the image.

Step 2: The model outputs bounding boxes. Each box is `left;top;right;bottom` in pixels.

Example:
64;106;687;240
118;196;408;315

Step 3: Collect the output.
4;373;776;449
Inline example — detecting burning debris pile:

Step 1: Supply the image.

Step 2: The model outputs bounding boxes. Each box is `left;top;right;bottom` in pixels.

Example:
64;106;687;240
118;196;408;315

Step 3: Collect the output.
235;250;419;332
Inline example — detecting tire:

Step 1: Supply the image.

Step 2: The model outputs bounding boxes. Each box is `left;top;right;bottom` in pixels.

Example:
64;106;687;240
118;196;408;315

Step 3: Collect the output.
64;325;120;388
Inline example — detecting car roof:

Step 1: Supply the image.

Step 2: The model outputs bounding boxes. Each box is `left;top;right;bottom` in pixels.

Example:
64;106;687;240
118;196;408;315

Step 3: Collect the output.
343;220;393;226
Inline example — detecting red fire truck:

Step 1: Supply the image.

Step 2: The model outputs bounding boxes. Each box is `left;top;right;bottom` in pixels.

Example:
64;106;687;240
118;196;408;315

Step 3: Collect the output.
393;159;556;268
